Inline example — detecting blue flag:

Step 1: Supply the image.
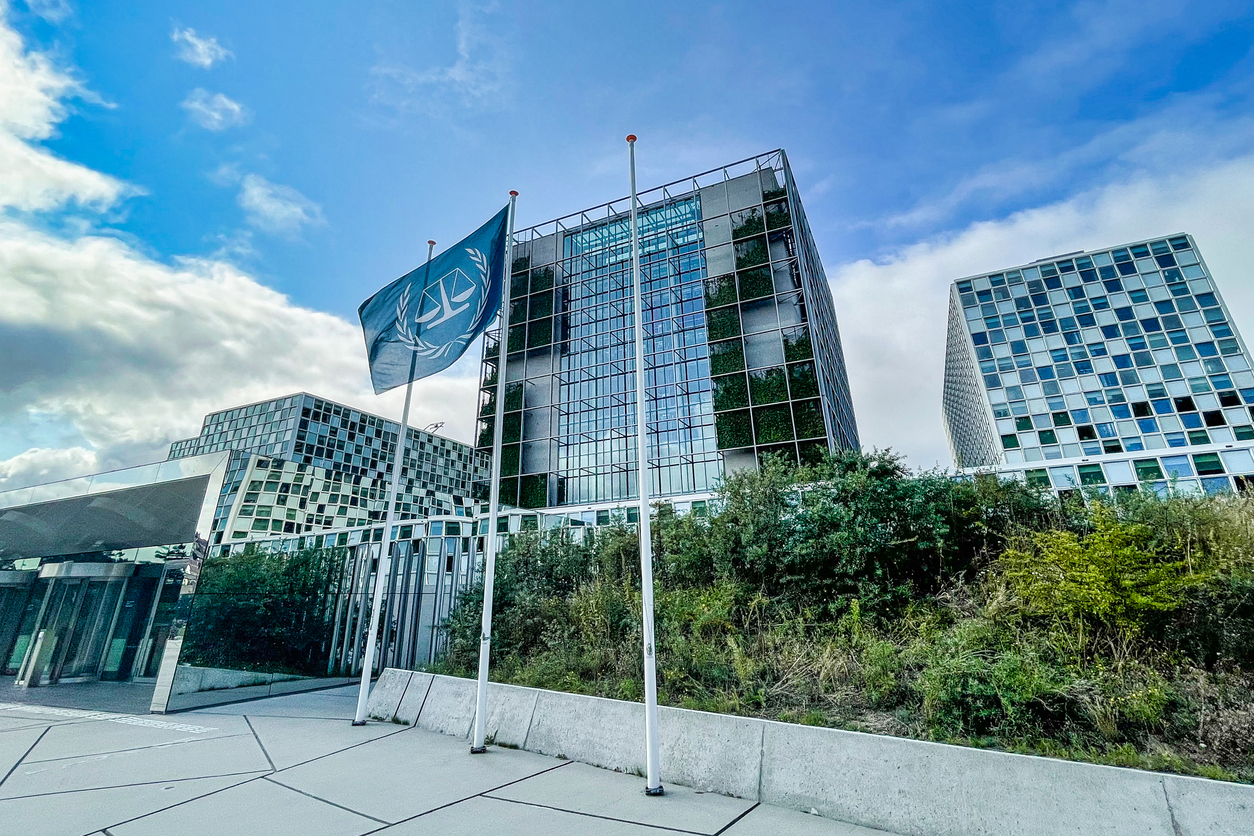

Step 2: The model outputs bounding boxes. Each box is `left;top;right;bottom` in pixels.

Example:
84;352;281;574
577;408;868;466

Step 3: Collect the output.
359;206;509;394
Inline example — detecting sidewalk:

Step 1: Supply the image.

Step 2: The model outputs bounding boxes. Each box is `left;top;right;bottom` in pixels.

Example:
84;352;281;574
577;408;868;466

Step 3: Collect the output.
0;684;892;836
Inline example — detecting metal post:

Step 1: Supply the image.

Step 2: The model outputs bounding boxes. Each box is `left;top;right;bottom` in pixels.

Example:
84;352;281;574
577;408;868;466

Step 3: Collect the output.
353;239;436;726
627;135;664;795
472;191;518;753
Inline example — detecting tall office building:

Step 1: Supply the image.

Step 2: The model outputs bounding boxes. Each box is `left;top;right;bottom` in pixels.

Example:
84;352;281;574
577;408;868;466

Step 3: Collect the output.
473;150;858;515
943;234;1254;494
169;392;487;542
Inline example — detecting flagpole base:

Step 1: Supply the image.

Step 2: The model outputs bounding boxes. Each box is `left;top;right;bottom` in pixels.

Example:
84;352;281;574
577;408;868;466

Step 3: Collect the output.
645;785;665;797
351;721;366;727
470;746;487;755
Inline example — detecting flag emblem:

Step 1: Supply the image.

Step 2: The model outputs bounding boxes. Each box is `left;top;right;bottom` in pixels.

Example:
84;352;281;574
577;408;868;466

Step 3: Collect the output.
358;206;509;394
394;249;491;359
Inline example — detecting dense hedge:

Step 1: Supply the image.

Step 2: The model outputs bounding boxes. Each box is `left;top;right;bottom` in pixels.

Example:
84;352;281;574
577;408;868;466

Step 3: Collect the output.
437;450;1254;782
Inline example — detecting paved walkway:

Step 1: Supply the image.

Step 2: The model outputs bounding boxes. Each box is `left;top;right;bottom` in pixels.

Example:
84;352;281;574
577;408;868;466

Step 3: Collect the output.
0;685;893;836
1;677;156;715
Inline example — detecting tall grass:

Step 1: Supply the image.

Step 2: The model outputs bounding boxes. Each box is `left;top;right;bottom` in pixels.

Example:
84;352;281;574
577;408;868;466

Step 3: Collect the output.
436;451;1254;782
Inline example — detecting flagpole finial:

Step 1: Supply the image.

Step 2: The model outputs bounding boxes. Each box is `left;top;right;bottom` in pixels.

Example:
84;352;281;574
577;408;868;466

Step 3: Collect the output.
428;240;436;246
626;134;637;143
509;190;518;197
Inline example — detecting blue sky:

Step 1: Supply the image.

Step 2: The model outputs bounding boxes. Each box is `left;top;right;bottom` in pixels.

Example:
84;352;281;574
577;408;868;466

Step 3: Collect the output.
3;0;1254;488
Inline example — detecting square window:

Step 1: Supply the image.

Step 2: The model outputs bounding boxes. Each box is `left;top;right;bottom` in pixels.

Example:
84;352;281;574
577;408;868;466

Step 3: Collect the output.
749;367;788;405
1078;464;1106;485
1193;453;1225;475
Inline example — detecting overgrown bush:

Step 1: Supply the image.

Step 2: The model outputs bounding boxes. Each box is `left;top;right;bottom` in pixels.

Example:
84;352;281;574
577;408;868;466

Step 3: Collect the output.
435;450;1254;782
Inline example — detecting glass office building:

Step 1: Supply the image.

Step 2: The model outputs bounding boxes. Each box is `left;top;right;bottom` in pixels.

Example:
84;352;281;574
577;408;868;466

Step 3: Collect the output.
943;233;1254;494
475;150;858;513
169;392;488;546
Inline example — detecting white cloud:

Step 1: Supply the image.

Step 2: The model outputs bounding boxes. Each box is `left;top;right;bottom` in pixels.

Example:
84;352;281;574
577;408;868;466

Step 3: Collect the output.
22;0;72;24
237;173;324;235
0;446;98;489
0;11;130;212
0;220;481;492
0;12;477;493
832;154;1254;471
180;88;249;131
0;132;130;211
369;1;511;113
171;27;232;69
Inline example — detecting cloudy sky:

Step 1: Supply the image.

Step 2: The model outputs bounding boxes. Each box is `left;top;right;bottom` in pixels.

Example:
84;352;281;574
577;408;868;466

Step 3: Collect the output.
2;0;1254;491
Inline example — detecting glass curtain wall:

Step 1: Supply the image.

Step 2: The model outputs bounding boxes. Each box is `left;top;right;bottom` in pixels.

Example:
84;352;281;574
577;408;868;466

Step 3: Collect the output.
476;151;858;510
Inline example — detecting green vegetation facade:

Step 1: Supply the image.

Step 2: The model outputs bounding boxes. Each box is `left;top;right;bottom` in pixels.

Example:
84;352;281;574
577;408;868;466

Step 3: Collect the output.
944;235;1254;495
475;151;858;516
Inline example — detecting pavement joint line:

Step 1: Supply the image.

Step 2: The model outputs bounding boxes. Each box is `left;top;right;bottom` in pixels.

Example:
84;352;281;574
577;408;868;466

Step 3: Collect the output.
0;722;59;734
358;757;574;834
0;726;48;788
481;793;713;835
0;769;270;802
243;716;276;772
263;775;391;825
94;773;270;834
24;732;254;765
712;802;760;835
269;721;413;774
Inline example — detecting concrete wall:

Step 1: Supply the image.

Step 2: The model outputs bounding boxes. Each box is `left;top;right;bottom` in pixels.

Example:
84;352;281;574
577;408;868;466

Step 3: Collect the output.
367;669;1253;836
171;665;307;695
162;670;355;712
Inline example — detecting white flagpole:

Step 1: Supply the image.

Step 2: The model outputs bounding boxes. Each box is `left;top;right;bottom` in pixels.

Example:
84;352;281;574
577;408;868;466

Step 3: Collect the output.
627;135;664;795
354;239;437;726
472;190;519;753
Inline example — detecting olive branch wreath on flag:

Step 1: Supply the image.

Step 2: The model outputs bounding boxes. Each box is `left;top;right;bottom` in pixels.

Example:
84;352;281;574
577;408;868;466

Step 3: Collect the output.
393;247;492;359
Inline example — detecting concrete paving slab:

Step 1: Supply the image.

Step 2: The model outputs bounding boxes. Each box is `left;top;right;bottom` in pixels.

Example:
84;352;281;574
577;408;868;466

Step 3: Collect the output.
25;714;241;763
0;772;263;836
0;726;46;784
725;803;900;835
489;759;754;835
276;725;564;823
0;727;271;798
0;715;55;732
109;774;381;836
246;714;408;770
393;673;434;725
1162;774;1254;835
383;794;667;835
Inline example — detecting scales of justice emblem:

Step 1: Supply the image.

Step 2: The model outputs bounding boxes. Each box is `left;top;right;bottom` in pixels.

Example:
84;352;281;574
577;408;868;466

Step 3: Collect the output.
393;248;492;359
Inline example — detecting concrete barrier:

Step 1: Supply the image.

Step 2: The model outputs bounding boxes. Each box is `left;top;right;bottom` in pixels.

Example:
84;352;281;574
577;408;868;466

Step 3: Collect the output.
394;673;434;725
366;669;1254;836
171;664;306;695
364;668;412;720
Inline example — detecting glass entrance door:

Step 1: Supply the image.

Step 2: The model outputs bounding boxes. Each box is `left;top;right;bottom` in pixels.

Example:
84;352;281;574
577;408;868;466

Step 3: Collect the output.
54;580;126;681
